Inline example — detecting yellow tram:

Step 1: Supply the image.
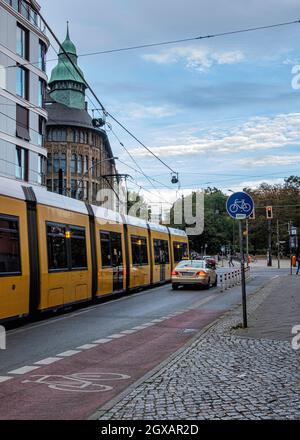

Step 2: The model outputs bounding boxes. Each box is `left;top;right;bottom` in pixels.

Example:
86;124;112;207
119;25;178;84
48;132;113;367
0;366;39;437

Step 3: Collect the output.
0;177;189;323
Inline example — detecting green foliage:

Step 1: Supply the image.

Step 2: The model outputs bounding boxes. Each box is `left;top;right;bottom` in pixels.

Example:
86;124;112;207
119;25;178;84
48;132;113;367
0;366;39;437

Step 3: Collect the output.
168;177;300;256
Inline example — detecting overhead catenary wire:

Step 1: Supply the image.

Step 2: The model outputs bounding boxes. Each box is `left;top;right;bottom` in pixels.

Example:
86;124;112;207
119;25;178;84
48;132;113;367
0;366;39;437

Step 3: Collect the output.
106;123;174;191
1;18;300;70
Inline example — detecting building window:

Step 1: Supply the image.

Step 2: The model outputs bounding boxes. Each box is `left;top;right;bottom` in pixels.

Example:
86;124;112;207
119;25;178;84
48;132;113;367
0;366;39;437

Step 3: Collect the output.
84;155;89;173
52;178;67;195
37;154;46;185
15;146;28;181
16;65;29;100
73;129;79;143
48;128;67;142
38;116;45;146
0;214;21;276
29;8;38;26
91;158;95;177
38;78;45;108
16;104;30;140
78;155;83;174
84;181;89;200
131;236;148;266
38;40;46;71
47;153;52;173
16;23;29;60
53;152;66;174
71;154;77;174
11;0;19;13
71;179;77;198
19;0;29;19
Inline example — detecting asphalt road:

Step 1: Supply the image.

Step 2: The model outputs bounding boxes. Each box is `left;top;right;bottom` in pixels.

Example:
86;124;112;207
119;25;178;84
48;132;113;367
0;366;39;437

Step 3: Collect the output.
0;266;287;419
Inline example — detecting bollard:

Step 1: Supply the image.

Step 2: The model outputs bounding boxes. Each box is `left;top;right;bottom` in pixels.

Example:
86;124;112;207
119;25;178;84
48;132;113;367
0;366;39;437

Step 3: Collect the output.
220;274;224;293
224;273;228;290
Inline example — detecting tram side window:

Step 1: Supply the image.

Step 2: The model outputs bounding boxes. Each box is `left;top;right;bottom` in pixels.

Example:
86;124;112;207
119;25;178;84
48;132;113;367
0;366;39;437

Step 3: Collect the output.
0;215;21;275
111;232;123;267
153;239;170;265
100;232;111;267
131;235;148;266
173;242;188;263
100;231;123;268
70;226;87;269
46;223;68;271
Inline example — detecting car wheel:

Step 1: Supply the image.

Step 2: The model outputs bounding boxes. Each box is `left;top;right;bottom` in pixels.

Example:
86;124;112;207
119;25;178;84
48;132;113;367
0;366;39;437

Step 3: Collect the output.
205;278;211;290
172;284;179;291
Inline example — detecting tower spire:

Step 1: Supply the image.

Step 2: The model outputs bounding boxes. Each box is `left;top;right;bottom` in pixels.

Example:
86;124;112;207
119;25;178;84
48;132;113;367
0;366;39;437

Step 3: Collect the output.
66;20;70;39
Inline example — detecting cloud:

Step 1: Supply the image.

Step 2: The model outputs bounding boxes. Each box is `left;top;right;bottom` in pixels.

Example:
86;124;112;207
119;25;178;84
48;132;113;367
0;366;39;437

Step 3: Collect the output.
143;46;245;72
236;154;300;167
125;103;179;119
129;113;300;158
226;178;285;193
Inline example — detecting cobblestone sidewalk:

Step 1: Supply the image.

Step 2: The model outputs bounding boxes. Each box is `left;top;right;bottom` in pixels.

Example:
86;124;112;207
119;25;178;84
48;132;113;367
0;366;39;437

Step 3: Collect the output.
97;275;300;420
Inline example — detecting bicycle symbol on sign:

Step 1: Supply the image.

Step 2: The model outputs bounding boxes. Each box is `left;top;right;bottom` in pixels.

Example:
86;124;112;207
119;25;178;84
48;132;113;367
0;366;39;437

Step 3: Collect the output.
229;199;252;214
22;372;131;393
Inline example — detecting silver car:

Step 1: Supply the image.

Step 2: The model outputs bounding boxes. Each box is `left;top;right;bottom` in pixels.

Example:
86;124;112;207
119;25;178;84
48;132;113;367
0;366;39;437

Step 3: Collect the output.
171;260;217;290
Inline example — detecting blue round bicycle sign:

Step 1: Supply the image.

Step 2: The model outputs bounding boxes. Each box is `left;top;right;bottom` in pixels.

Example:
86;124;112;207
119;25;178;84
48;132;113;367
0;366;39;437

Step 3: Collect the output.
226;191;254;220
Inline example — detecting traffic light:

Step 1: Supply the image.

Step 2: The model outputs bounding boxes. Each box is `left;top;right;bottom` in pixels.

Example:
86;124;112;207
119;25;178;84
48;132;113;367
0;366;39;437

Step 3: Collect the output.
266;206;273;220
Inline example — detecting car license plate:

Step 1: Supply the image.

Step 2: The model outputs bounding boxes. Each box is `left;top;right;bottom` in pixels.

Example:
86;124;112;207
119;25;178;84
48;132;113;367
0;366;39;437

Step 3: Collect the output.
180;272;194;277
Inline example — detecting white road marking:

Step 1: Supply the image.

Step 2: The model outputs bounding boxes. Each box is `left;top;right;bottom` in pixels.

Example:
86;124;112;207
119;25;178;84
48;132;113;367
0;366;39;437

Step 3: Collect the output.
35;357;62;366
131;325;149;330
0;376;12;383
22;372;131;393
121;330;137;335
57;350;81;357
150;319;164;323
76;344;98;350
93;338;112;344
8;366;40;375
107;334;125;339
139;323;155;328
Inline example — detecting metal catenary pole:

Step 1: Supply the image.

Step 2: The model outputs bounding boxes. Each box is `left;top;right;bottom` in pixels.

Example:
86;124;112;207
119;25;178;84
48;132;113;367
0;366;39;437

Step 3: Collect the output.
267;219;273;267
277;219;280;269
239;220;248;328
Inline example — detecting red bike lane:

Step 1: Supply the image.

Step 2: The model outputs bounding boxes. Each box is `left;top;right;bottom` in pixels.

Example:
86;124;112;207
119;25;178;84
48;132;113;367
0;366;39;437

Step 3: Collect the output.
0;308;223;420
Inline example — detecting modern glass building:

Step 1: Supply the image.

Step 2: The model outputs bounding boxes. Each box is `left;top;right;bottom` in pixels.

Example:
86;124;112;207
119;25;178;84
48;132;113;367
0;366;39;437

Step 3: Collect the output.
0;0;49;185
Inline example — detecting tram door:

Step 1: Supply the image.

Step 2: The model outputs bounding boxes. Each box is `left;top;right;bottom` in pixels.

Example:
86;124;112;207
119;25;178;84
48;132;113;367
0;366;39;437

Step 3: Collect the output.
111;232;124;292
160;263;166;282
154;239;169;283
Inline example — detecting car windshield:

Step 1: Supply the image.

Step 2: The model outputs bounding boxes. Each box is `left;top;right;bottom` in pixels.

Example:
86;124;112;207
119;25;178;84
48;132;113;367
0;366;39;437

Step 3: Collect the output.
176;260;205;269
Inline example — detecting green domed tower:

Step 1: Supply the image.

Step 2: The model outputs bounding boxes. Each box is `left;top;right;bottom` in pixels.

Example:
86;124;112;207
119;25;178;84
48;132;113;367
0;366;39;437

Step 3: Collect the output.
48;23;87;110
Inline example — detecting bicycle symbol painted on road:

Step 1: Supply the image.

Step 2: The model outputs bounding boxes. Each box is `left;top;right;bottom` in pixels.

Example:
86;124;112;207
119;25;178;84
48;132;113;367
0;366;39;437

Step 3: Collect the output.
22;372;131;393
229;199;252;214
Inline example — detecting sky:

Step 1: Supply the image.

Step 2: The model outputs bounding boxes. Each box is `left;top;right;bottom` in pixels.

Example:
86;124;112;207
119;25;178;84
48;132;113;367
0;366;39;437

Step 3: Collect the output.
39;0;300;208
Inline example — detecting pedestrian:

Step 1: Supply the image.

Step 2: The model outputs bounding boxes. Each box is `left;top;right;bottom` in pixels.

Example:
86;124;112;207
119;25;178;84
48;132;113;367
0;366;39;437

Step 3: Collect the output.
296;254;300;275
228;253;234;267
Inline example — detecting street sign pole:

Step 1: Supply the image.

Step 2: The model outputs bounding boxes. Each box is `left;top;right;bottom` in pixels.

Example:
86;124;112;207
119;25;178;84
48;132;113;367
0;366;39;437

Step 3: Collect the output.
239;220;248;328
226;191;253;330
